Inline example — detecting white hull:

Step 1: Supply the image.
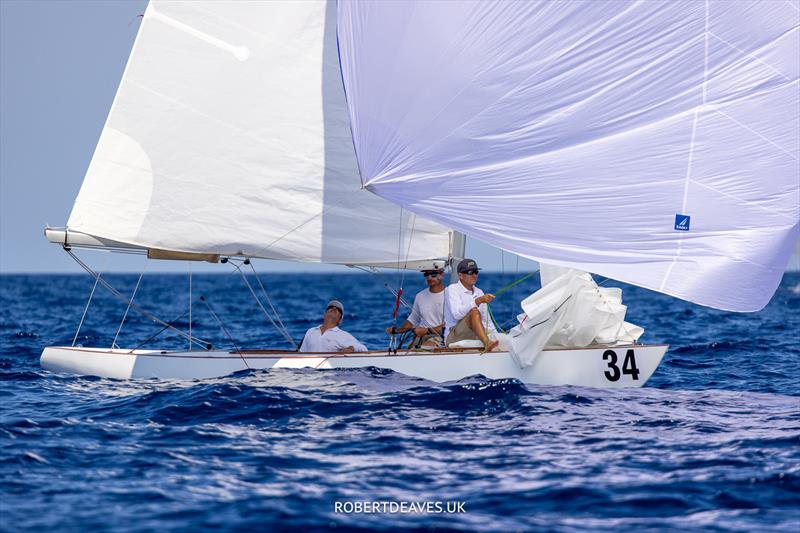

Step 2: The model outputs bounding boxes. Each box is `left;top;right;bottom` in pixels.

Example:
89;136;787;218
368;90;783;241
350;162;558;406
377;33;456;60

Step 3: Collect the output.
41;344;668;388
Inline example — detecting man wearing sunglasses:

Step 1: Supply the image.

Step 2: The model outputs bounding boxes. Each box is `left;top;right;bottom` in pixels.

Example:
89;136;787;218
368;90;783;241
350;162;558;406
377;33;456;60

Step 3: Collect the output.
298;299;368;353
385;267;445;347
444;259;499;351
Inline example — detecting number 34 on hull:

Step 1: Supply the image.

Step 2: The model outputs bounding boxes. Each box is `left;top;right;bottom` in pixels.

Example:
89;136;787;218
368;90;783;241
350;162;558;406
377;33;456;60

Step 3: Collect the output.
40;344;668;387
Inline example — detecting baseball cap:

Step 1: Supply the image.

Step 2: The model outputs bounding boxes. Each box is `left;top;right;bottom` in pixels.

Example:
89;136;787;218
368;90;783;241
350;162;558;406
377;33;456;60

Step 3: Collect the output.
326;300;344;316
421;266;444;276
456;258;482;273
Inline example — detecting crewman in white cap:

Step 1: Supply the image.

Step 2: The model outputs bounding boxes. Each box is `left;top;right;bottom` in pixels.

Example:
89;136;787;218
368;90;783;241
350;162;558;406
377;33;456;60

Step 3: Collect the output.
299;300;368;353
385;265;446;348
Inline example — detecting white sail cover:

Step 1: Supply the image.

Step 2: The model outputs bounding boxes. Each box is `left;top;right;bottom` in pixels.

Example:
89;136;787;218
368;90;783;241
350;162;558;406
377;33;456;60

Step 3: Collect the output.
337;0;800;311
67;0;450;266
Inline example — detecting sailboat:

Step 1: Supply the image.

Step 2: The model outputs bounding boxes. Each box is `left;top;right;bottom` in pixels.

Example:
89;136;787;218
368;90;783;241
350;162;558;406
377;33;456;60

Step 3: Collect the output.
41;1;798;386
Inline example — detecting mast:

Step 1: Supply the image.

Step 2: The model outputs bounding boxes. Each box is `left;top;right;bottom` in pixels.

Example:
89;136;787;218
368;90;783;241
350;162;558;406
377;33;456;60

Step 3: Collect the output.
449;231;466;284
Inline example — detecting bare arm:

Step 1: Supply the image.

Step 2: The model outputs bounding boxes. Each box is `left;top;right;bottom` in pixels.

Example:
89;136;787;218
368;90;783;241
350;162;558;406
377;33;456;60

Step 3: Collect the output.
386;320;414;335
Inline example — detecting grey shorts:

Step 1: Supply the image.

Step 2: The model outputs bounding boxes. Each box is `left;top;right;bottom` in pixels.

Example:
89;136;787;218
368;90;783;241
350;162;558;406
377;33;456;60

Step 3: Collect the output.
410;332;443;349
446;316;480;345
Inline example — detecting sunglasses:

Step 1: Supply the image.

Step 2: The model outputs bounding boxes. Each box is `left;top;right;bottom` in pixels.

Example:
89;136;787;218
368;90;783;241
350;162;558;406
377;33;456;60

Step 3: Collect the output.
326;306;342;313
422;271;442;278
462;269;479;275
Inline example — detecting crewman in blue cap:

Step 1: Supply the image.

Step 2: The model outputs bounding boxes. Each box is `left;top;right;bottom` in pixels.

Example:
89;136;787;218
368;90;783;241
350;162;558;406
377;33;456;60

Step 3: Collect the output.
443;259;498;351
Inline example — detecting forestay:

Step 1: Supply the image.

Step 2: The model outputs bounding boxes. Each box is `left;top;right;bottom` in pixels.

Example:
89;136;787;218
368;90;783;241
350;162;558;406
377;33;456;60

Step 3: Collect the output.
337;0;800;311
66;0;450;267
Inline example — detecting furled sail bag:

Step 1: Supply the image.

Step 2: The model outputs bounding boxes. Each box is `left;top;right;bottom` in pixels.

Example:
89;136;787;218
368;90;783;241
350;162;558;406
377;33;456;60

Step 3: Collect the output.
509;270;643;368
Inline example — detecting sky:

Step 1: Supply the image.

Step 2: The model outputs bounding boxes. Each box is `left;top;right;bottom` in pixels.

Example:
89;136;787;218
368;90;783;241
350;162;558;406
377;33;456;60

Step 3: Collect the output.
0;1;796;275
0;0;537;275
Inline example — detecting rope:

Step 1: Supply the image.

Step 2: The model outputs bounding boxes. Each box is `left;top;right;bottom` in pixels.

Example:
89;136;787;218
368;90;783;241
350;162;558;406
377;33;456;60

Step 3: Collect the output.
484;269;539;335
494;270;537;296
488;304;505;334
72;275;99;347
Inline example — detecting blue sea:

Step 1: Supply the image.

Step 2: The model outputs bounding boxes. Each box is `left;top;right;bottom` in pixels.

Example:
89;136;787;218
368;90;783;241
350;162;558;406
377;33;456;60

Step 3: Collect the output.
1;271;798;532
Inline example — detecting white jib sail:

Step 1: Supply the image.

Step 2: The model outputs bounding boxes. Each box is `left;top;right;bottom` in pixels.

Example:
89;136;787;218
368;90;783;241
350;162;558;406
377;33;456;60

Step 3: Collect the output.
66;0;450;267
337;0;800;310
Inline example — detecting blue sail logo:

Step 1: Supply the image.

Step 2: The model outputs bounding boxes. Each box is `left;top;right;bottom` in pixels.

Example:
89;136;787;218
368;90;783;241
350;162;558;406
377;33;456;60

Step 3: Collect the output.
674;214;690;231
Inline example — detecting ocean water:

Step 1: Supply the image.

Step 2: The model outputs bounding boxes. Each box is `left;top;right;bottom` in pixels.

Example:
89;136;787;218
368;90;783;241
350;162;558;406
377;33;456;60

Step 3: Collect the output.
1;271;798;532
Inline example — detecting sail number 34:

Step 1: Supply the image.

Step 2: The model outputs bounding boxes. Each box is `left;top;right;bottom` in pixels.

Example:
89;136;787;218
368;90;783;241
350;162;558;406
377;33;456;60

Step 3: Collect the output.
602;349;640;381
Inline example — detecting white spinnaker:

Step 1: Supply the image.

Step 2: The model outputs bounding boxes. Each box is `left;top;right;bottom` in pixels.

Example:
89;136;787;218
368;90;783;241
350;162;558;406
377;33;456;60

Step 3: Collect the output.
338;0;800;311
67;0;450;266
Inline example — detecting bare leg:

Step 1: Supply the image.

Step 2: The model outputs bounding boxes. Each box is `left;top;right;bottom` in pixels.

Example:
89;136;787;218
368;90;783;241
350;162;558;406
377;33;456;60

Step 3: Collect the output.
466;308;499;351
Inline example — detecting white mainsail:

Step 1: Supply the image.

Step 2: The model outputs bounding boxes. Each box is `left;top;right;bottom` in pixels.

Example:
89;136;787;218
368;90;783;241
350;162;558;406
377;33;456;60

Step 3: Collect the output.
337;0;800;311
64;0;450;267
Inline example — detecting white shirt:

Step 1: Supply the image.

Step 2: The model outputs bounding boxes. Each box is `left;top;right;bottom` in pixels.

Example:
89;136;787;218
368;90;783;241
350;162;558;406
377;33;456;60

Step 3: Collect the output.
444;281;496;339
406;288;445;328
299;326;368;353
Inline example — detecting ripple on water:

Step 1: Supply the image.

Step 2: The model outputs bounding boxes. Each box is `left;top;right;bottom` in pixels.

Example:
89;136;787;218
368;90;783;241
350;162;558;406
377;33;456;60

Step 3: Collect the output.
1;273;798;532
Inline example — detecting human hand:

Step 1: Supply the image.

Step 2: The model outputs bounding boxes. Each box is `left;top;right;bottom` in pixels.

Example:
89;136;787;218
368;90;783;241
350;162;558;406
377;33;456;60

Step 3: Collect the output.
413;326;428;337
385;326;396;334
340;346;355;353
476;293;496;305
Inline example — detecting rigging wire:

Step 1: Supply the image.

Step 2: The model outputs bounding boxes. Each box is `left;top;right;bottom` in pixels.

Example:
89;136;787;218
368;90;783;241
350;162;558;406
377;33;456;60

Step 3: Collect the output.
388;211;417;354
389;208;407;353
128;260;267;353
248;261;296;348
128;301;211;352
72;274;99;347
199;296;250;370
188;262;192;351
112;264;148;349
65;248;211;348
399;213;417;287
513;255;520;304
384;283;413;311
226;258;296;348
346;265;413;310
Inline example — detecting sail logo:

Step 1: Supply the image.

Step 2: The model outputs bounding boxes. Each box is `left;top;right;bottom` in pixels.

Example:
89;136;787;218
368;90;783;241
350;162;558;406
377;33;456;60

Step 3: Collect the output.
674;214;690;231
